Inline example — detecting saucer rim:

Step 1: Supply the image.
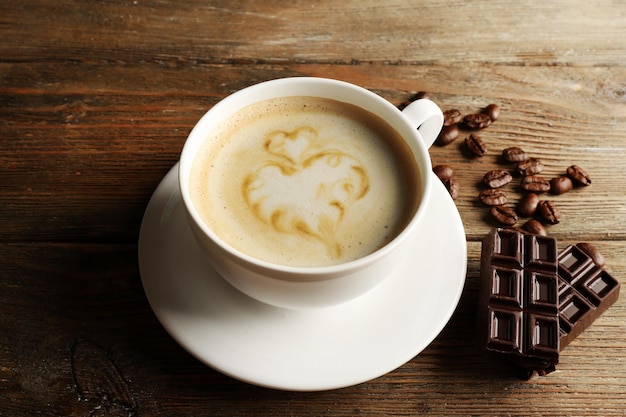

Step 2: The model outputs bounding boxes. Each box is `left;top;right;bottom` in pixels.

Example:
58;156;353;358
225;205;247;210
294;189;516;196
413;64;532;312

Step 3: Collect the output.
138;163;467;391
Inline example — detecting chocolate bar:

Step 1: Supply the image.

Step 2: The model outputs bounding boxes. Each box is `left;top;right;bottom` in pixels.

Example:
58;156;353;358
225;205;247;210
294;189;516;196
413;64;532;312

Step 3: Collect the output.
558;243;620;348
479;229;621;377
478;229;560;375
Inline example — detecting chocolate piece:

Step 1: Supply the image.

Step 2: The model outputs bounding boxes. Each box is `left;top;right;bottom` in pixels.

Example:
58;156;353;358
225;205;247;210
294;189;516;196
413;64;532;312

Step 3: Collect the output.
480;231;621;378
479;229;560;376
557;244;620;349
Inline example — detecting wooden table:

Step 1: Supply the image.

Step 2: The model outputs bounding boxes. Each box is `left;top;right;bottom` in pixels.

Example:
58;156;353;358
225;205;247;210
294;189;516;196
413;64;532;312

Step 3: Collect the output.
2;1;626;415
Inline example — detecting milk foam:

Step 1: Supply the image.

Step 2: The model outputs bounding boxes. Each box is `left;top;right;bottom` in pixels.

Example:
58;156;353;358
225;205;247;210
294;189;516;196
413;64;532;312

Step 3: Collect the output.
190;96;420;267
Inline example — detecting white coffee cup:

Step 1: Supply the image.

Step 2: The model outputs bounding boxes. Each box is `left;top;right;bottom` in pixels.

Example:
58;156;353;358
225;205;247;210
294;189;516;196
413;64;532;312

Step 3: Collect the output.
179;77;443;309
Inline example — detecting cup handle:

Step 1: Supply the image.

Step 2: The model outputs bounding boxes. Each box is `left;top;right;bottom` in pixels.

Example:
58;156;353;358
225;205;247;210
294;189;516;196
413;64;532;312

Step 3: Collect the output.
401;99;444;148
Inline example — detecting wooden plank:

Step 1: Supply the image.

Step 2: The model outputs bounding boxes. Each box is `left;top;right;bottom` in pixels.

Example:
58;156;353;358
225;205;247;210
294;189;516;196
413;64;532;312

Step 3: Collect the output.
2;0;626;65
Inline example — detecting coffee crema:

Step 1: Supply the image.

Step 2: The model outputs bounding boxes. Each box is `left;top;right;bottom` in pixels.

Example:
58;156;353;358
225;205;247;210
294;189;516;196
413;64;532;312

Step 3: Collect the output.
189;96;420;267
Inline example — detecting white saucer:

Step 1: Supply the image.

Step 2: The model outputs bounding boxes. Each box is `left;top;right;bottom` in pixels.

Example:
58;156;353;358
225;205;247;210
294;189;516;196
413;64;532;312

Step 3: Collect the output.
138;163;467;391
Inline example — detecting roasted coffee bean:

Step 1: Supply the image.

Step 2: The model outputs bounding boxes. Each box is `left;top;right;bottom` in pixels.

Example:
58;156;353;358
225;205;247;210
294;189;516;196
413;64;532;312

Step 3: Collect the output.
567;164;592;186
483;169;513;188
517;157;544;176
433;164;455;182
550;176;573;195
445;177;460;200
443;109;463;126
520;175;550;193
482;103;500;121
435;125;459;146
576;242;605;267
502;146;528;163
517;192;540;216
523;219;547;236
490;205;518;226
537;200;561;224
465;134;487;157
463;113;492;129
479;188;507;206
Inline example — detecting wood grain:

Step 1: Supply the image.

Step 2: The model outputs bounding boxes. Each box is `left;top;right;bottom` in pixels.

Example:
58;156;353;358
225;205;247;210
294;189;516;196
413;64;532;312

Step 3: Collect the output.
2;0;625;65
2;0;626;415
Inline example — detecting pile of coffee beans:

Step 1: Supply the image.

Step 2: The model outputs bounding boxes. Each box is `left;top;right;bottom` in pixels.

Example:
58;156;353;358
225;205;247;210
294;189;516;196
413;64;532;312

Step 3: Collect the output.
487;146;591;234
401;92;592;234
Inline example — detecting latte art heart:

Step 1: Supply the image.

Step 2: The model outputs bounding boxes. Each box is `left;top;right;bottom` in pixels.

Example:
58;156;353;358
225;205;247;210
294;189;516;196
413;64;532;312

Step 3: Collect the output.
243;127;370;257
189;96;420;267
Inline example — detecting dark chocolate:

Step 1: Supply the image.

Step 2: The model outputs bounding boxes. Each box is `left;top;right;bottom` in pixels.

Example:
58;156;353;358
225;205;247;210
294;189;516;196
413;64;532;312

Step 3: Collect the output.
479;229;560;375
557;244;620;348
479;230;621;378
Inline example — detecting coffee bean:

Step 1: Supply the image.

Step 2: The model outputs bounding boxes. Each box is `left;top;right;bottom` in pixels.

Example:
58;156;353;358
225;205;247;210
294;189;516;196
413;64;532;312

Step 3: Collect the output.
479;188;507;206
537;200;561;224
490;206;517;226
433;164;454;182
482;103;500;121
523;219;547;236
463;113;492;129
444;177;459;200
517;192;540;216
465;134;487;157
520;175;550;193
443;109;463;126
576;242;605;267
435;125;459;146
567;164;592;186
502;146;528;163
517;157;544;176
549;176;573;195
483;169;513;188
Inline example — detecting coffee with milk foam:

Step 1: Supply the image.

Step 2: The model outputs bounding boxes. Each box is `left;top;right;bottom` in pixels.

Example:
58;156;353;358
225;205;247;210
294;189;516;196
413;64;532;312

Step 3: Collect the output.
190;96;420;267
